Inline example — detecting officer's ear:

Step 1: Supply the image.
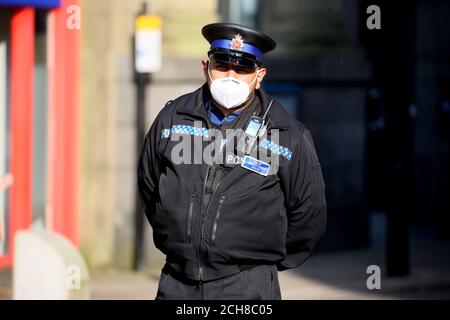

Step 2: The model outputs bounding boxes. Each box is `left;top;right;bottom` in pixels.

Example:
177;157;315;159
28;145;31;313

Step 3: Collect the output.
255;67;267;90
201;59;210;83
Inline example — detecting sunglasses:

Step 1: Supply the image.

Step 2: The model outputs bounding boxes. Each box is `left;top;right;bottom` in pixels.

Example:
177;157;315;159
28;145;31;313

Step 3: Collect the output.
208;49;262;69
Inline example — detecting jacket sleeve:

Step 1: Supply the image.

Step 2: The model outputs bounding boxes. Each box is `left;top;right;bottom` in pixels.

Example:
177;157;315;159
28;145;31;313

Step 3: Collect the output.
137;111;164;228
277;127;327;271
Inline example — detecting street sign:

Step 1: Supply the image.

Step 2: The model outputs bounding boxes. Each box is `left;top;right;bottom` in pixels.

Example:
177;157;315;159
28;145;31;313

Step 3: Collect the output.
134;14;161;74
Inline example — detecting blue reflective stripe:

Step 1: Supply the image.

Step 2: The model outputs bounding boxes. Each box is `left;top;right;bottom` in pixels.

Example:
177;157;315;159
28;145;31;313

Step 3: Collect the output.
259;139;292;160
161;125;209;139
211;39;263;58
160;129;170;138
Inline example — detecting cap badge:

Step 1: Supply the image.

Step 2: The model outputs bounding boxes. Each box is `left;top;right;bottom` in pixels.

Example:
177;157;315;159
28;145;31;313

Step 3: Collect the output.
230;34;244;50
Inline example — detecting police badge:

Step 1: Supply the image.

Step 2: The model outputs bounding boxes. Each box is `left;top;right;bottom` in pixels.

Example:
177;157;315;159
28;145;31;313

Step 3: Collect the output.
229;34;244;51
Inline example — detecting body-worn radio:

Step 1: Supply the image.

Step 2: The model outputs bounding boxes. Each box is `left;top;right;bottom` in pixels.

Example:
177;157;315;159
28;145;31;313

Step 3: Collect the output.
238;99;273;155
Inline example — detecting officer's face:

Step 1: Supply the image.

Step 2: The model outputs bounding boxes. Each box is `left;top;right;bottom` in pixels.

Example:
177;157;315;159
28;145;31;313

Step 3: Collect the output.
202;59;267;92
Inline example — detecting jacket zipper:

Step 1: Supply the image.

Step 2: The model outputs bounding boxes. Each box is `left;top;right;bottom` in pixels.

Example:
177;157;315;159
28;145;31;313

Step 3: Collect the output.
196;111;211;282
185;191;196;244
211;195;226;247
199;222;205;281
198;170;223;281
197;165;210;281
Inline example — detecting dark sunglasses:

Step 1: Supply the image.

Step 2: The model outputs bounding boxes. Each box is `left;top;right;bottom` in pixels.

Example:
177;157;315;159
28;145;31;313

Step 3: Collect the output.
208;49;262;69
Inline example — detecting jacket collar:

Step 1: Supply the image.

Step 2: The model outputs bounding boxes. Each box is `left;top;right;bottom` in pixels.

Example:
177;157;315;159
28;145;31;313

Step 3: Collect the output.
176;84;210;123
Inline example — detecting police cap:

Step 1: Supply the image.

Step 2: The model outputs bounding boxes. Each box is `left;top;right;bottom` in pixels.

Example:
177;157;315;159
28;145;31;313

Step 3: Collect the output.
202;22;276;68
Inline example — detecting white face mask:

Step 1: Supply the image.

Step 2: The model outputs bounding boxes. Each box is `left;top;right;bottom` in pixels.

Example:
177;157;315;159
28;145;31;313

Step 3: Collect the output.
207;62;259;109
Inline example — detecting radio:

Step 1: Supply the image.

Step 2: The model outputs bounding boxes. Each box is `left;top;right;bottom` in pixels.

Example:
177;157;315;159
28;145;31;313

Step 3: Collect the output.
239;99;273;155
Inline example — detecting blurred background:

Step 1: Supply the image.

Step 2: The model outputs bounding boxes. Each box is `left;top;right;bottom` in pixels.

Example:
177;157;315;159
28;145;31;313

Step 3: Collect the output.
0;0;449;299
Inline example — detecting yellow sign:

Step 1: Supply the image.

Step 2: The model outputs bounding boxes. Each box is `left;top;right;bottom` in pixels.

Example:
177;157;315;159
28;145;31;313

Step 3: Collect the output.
134;14;162;73
135;15;161;30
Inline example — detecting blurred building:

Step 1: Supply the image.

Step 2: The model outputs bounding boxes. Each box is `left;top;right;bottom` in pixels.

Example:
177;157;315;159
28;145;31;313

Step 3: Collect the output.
0;0;80;270
79;0;219;271
0;0;220;274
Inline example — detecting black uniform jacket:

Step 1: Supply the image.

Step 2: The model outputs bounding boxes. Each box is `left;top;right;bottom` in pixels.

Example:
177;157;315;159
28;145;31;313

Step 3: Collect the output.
137;84;327;281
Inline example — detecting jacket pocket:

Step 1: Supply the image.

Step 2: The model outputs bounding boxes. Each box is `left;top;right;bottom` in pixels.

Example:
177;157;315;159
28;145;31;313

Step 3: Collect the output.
185;191;196;244
211;195;226;247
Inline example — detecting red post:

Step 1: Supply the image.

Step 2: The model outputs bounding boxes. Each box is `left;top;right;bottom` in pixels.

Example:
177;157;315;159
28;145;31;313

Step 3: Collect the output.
46;0;81;247
0;7;35;269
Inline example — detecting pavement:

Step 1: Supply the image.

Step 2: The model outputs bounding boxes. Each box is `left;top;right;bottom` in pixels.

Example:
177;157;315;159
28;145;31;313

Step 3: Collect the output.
88;244;450;300
2;214;450;300
89;224;450;300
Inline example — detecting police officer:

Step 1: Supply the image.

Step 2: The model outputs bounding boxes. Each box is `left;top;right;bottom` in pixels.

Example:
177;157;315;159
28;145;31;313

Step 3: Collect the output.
137;22;327;300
